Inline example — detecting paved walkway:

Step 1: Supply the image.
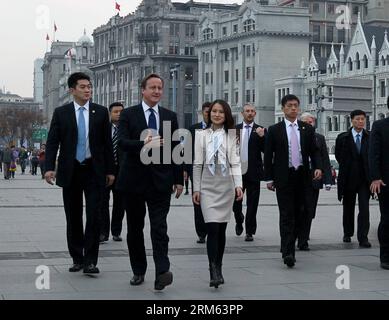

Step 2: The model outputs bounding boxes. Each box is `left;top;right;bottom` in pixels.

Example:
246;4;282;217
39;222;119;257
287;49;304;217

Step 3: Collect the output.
0;170;388;300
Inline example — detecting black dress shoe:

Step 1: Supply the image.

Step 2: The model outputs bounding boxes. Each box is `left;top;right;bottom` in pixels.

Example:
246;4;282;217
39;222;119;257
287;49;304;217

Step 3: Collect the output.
99;235;108;243
197;237;205;244
83;264;100;274
154;271;173;291
130;274;145;286
343;236;351;243
283;255;296;268
112;235;122;242
359;241;371;248
235;223;243;236
245;234;254;242
69;263;83;272
298;243;310;251
381;262;389;270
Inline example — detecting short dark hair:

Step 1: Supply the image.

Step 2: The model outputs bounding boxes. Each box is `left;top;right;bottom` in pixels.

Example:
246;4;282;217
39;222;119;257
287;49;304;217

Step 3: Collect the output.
68;72;91;89
202;102;211;111
207;99;235;132
140;74;164;89
281;94;300;107
350;109;366;119
109;102;124;112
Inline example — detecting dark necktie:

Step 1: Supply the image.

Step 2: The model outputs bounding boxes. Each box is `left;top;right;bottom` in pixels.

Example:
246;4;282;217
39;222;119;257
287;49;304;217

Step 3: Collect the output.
112;125;118;164
356;134;361;154
148;108;157;130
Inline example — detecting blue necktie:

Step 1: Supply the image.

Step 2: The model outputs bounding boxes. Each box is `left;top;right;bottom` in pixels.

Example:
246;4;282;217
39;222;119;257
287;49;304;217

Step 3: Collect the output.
356;134;361;154
76;107;86;163
148;108;157;130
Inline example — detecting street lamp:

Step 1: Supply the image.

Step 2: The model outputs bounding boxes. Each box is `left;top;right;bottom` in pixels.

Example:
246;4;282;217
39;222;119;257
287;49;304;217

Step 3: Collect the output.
170;63;180;113
185;83;200;124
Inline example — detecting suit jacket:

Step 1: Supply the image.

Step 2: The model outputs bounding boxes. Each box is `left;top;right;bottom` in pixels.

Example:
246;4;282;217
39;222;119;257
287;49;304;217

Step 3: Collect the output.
369;117;389;185
264;120;322;189
312;133;332;189
236;122;265;183
45;102;115;188
335;128;370;201
116;103;183;194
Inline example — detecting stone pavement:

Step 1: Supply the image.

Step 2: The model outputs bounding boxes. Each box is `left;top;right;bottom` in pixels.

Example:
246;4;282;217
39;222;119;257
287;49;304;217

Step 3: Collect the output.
0;169;388;300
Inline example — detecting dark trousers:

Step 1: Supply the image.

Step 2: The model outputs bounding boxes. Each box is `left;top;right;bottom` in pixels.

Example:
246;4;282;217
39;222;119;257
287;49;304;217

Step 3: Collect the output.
190;175;207;239
20;159;27;173
39;160;45;178
31;159;38;175
3;163;10;179
124;188;171;276
206;222;227;266
342;182;370;242
298;187;320;247
101;169;125;237
275;167;307;258
378;187;389;263
62;160;103;266
233;177;260;235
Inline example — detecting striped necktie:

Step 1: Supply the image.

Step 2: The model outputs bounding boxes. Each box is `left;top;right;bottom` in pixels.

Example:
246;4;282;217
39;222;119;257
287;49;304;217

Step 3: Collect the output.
112;125;118;164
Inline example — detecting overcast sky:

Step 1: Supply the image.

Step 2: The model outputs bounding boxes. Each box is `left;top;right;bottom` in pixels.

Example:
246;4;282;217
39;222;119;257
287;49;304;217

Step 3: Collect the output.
0;0;243;98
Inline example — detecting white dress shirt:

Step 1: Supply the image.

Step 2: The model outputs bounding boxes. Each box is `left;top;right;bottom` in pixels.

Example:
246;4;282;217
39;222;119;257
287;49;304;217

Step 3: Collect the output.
351;128;363;143
142;100;160;132
74;101;91;159
284;118;303;168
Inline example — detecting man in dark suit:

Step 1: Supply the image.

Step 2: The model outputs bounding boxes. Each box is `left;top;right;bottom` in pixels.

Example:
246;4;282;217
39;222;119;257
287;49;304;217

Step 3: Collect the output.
45;72;115;274
297;112;332;251
335;109;371;248
100;102;125;243
233;103;266;242
264;94;322;268
184;102;210;244
370;97;389;269
117;73;183;291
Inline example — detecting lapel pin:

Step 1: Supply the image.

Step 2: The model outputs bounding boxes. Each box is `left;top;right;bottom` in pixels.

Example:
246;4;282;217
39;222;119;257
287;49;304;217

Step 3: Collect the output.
92;110;96;114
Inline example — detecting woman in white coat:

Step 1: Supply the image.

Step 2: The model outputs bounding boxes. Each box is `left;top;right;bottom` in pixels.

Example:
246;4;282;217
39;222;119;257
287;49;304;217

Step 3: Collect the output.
192;100;243;288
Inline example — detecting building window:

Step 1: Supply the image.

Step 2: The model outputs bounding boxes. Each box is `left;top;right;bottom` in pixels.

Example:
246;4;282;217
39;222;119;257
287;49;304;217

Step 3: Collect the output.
381;80;386;97
327;3;335;14
205;52;210;63
185;46;194;56
203;28;213;40
381;56;386;66
344;116;351;130
278;89;282;104
328;86;333;102
224;92;229;102
246;90;251;103
224;71;229;83
333;116;339;131
338;29;345;43
363;55;368;68
246;45;251;57
170;23;180;36
353;5;359;15
326;26;333;43
308;89;312;104
224;50;229;62
185;24;195;37
235;91;239;104
211;72;213;84
243;19;255;32
313;3;319;13
246;67;251;80
313;24;320;42
185;67;193;80
184;89;192;106
205;73;209;85
222;27;227;36
235;69;239;82
356;52;360;70
327;117;332;131
348;57;353;71
252;90;255;103
233;24;238;33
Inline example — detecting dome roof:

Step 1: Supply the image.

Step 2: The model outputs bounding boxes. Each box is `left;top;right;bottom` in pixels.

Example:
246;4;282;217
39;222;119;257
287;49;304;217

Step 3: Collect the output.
78;29;92;44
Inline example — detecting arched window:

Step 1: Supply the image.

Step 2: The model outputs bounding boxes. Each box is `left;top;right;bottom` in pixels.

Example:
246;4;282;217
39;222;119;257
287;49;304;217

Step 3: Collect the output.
327;117;332;131
203;28;213;40
333;64;336;73
328;65;332;74
348;57;353;71
146;23;153;35
243;19;255;32
381;56;386;66
333;116;339;131
154;24;158;35
363;55;368;68
356;52;360;70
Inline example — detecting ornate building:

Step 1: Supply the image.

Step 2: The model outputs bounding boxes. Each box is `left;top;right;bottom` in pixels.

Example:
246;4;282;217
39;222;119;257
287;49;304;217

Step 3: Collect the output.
90;0;239;128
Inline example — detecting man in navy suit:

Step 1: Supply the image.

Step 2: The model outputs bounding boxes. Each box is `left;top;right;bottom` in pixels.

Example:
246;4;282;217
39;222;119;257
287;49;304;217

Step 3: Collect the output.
45;72;115;274
370;97;389;269
117;74;183;290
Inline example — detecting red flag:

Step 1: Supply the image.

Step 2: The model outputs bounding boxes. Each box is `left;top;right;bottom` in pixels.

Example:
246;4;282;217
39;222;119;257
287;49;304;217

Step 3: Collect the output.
46;34;50;41
115;2;121;11
54;23;58;32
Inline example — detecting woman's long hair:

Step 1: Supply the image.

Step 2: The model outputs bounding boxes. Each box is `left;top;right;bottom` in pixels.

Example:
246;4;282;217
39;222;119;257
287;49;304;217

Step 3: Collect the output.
206;99;235;132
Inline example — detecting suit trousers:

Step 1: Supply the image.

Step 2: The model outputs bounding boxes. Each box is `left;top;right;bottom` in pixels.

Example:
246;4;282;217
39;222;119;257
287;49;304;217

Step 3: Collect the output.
101;166;125;237
233;177;260;235
378;188;389;263
342;182;370;242
190;176;207;239
62;160;104;266
298;187;319;247
275;167;307;258
124;187;171;276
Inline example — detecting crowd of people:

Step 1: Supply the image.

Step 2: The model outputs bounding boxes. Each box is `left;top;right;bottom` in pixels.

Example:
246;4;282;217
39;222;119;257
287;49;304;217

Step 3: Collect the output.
7;70;384;292
0;145;46;179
